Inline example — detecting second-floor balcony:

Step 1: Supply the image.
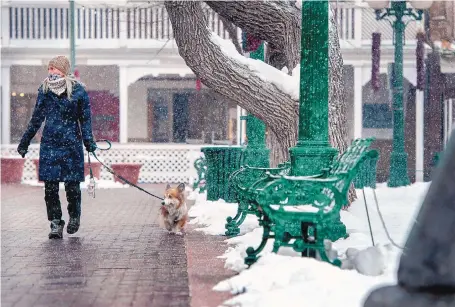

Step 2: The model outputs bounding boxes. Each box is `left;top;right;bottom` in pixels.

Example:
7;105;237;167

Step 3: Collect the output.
1;1;424;52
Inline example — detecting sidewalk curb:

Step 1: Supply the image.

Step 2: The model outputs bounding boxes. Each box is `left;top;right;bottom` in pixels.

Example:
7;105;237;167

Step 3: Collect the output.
185;223;237;307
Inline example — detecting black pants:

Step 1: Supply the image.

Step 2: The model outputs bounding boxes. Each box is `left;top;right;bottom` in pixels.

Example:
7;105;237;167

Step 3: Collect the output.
44;181;81;221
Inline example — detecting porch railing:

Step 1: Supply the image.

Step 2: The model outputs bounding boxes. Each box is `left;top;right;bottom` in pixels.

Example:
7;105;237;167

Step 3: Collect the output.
3;3;240;48
1;143;205;184
2;2;423;49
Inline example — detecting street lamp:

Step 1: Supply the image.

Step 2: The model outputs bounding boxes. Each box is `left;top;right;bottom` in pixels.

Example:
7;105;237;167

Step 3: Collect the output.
69;0;76;73
364;0;433;187
289;0;338;177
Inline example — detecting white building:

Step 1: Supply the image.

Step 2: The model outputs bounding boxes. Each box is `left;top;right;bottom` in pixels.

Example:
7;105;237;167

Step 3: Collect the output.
0;0;427;183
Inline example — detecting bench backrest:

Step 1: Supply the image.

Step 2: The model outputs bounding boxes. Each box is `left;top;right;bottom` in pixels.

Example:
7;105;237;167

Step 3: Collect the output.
329;138;375;176
328;137;375;194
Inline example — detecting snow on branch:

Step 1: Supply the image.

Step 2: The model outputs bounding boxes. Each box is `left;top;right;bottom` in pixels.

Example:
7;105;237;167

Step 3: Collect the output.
210;33;300;101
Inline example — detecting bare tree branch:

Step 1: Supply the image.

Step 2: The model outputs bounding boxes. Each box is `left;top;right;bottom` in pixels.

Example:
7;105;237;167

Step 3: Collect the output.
205;1;301;71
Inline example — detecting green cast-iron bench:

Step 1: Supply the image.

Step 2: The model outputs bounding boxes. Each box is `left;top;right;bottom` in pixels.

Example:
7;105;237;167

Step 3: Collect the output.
243;137;376;267
225;162;291;236
192;156;208;193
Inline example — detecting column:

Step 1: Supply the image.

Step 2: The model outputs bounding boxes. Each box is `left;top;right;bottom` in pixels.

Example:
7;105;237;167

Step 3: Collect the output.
1;6;10;47
1;65;11;144
354;64;363;139
236;105;242;145
415;90;424;182
119;65;128;143
450;99;453;138
237;107;247;145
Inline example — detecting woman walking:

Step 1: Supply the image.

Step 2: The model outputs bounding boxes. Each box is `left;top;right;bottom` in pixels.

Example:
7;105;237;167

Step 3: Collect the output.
17;55;97;239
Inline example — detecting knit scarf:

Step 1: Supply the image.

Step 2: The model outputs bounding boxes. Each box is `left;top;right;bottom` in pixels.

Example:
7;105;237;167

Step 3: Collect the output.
42;74;79;99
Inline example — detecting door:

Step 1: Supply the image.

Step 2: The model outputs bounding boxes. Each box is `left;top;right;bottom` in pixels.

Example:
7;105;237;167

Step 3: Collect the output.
172;92;190;143
150;93;169;143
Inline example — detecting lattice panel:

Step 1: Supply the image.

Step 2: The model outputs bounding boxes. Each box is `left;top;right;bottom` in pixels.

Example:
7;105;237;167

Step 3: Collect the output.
1;144;206;184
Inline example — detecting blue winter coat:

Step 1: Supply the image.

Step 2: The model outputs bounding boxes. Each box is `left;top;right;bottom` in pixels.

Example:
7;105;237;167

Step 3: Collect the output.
20;83;94;182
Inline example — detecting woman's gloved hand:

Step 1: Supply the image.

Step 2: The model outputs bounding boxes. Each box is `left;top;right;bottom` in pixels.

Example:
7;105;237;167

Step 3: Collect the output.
83;140;97;153
17;142;29;158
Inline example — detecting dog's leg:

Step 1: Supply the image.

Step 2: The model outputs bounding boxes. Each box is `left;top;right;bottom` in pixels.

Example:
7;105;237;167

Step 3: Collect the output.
171;221;181;236
164;219;173;233
173;215;188;236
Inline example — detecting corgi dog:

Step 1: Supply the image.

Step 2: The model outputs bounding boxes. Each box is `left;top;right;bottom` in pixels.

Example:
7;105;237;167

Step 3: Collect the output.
159;183;188;235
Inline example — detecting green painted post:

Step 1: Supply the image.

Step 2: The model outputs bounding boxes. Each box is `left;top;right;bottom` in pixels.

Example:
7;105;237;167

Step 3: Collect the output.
242;42;270;168
371;1;425;187
289;0;337;176
69;0;76;73
387;1;410;187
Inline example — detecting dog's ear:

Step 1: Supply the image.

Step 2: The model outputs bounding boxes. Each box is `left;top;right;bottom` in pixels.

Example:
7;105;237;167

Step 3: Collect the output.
177;183;185;192
166;183;171;190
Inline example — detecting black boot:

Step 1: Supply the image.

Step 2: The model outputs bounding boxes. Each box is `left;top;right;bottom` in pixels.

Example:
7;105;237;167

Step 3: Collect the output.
49;219;65;239
44;181;64;239
65;182;81;234
67;217;80;234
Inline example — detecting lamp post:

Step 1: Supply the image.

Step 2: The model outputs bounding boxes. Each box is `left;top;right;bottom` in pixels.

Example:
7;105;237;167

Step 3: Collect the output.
289;0;337;176
241;40;270;168
365;0;433;187
69;0;76;73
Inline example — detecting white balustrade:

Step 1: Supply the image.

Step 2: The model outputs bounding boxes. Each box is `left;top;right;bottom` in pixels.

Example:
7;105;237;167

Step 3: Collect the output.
2;3;421;50
4;3;239;48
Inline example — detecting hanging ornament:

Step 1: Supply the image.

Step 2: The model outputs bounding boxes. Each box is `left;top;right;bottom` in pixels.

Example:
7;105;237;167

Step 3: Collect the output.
196;79;201;91
371;32;381;92
416;32;425;91
242;32;262;53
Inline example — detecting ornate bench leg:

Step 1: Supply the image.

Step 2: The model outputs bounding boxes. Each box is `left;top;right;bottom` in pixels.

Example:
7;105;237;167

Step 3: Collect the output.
225;201;249;236
245;218;272;266
300;222;317;258
317;245;342;267
271;224;286;254
225;212;246;236
326;214;348;241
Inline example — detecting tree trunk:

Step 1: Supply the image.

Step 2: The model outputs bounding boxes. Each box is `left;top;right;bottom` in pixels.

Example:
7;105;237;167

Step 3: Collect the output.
165;1;298;158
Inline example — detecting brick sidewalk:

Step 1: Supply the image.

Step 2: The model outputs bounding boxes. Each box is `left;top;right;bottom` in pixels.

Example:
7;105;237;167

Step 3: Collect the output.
1;183;235;307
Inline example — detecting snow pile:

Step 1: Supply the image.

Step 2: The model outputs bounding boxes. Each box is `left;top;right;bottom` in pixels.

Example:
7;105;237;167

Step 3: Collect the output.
343;245;391;276
213;253;391;307
187;192;259;236
188;182;431;306
186;185;201;201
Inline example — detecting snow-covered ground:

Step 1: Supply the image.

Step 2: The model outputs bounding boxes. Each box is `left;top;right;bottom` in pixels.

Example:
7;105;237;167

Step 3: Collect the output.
187;182;431;307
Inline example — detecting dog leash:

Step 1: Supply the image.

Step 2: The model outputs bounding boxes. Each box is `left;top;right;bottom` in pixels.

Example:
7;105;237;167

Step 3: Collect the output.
87;139;164;201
